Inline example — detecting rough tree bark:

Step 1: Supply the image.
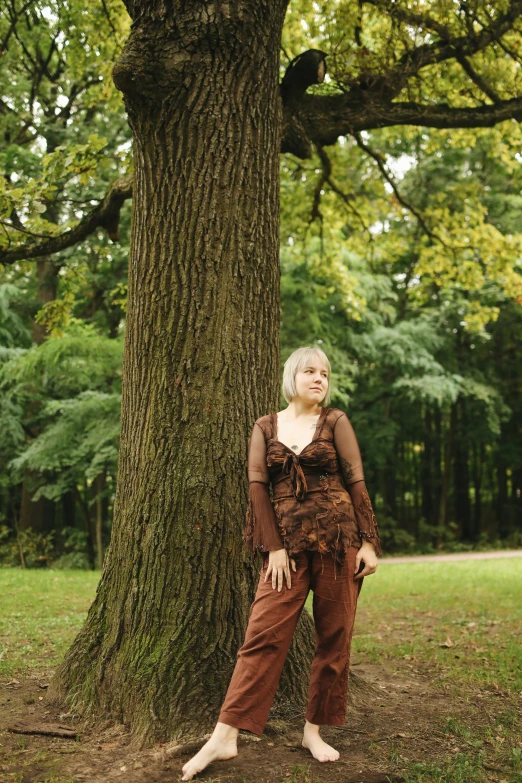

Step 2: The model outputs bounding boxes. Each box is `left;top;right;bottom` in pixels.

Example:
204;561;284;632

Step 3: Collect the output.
48;0;321;746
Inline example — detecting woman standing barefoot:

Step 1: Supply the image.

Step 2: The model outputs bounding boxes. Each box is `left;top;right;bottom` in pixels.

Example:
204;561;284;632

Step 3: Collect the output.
182;346;382;781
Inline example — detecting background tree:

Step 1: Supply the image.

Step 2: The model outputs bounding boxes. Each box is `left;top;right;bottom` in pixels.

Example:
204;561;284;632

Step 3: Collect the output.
0;0;130;546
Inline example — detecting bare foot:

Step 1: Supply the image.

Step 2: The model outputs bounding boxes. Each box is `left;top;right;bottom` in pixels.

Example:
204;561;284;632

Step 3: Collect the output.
181;723;238;781
302;720;340;762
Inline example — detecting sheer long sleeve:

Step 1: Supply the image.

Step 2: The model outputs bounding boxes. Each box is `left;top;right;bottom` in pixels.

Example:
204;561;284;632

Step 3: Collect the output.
333;413;382;556
243;422;284;555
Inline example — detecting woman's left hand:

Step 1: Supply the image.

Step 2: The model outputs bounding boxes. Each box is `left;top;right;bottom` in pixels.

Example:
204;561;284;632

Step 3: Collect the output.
354;541;379;579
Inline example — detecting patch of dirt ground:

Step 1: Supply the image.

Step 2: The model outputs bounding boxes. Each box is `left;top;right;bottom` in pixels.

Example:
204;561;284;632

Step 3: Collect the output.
0;658;514;783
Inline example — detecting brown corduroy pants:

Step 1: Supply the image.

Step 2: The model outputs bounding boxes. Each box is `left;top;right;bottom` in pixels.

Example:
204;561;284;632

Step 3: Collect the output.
218;546;364;735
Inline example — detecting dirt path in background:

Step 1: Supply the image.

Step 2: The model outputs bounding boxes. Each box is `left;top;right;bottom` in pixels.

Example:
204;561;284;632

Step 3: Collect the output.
380;549;522;564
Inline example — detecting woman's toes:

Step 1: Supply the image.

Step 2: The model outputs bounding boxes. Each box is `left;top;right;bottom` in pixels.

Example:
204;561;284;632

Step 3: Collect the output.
180;737;238;781
302;734;340;763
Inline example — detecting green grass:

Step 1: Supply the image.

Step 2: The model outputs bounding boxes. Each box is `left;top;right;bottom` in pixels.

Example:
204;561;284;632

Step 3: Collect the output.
2;558;521;693
330;558;522;693
0;569;100;678
402;713;522;783
1;560;522;783
398;753;488;783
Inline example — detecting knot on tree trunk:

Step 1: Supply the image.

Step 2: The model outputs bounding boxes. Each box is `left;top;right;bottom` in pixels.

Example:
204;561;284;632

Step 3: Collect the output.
112;30;192;102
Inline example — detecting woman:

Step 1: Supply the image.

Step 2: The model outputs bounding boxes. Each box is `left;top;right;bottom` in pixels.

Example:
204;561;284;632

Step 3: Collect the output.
182;346;381;781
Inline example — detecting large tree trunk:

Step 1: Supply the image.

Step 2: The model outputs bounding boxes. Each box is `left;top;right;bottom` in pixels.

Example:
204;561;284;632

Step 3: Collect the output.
48;0;319;746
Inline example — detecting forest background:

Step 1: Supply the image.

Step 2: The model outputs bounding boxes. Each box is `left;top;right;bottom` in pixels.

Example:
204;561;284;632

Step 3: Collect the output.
1;0;521;572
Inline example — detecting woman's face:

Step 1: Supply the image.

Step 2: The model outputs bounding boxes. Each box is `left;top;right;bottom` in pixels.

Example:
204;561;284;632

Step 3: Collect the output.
293;356;329;405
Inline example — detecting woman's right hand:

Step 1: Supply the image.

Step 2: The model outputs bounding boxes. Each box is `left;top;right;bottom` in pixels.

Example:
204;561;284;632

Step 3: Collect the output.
265;548;296;591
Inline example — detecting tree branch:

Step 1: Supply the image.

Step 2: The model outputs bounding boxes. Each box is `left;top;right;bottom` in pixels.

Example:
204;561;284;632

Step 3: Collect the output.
0;0;35;53
281;0;522;157
363;1;451;40
352;132;443;244
314;145;372;239
358;0;522;99
455;54;502;104
0;174;133;265
282;94;522;156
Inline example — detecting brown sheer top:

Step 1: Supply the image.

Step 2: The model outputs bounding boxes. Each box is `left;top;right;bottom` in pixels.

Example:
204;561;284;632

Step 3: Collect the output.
243;406;382;578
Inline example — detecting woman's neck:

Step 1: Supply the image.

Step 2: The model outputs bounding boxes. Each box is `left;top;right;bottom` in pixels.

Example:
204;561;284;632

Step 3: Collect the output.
282;401;323;419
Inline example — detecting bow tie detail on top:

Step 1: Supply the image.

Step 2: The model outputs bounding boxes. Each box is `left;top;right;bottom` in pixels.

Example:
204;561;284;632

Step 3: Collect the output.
282;452;308;500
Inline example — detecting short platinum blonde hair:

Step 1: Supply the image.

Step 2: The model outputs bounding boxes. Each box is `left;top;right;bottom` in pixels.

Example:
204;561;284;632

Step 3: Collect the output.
281;346;331;406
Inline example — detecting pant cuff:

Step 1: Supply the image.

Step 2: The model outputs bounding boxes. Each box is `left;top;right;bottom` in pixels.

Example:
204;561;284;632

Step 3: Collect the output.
305;713;346;726
218;710;265;736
